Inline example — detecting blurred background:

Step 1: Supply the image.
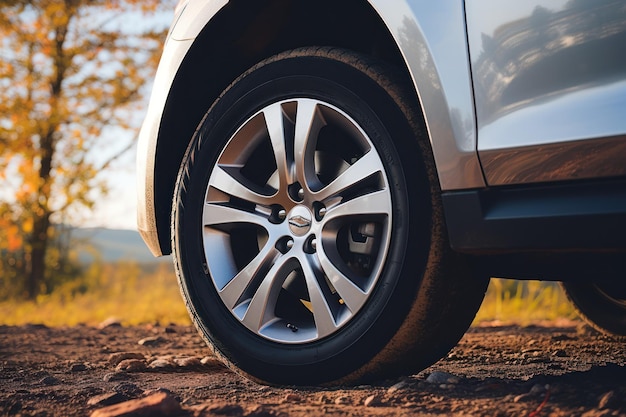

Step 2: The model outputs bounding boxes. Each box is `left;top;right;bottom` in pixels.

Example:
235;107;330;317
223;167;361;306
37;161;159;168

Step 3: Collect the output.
0;0;578;328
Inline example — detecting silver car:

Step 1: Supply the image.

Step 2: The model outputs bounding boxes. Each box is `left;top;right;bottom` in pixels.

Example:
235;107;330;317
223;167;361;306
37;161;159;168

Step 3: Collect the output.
137;0;626;385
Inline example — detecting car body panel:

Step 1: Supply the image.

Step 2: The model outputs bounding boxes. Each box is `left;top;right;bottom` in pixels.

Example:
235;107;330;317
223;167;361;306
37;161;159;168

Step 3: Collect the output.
170;0;228;41
466;0;626;185
369;0;484;191
136;37;195;255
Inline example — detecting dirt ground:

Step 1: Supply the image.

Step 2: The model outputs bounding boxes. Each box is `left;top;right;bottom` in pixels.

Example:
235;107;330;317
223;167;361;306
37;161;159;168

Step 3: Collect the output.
1;321;625;417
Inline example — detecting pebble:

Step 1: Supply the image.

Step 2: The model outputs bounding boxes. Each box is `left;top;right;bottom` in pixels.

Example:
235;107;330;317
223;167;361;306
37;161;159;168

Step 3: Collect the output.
70;363;88;372
137;336;165;347
148;358;175;369
173;357;201;368
283;393;302;403
425;371;460;385
90;391;181;417
39;375;60;385
108;352;145;366
513;384;548;403
200;356;225;368
103;372;129;382
364;394;383;407
87;392;128;407
205;404;244;415
387;380;409;394
598;391;617;410
98;317;122;329
115;359;146;372
113;383;144;397
334;395;350;405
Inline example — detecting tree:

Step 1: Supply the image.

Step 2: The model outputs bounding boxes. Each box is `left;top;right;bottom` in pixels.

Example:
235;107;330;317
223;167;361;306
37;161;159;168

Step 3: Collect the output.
0;0;172;299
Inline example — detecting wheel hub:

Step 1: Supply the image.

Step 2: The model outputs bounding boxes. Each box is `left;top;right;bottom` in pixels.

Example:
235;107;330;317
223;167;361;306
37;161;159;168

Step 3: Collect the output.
288;206;313;236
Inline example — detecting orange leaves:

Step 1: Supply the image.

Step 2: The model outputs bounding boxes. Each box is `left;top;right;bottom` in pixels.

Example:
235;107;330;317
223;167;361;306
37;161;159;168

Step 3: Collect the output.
6;224;22;251
0;0;173;298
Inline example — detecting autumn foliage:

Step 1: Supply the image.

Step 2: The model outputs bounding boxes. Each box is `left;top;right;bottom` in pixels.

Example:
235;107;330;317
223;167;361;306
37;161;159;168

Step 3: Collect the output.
0;0;172;299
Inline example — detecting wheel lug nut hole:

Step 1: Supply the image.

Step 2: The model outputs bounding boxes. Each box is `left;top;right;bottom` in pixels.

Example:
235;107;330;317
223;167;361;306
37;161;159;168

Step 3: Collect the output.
270;205;287;224
313;202;327;221
276;237;294;254
304;235;317;254
288;183;304;202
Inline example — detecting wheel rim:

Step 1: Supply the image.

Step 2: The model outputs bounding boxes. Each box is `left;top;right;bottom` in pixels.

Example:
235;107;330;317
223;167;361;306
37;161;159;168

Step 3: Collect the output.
201;98;393;343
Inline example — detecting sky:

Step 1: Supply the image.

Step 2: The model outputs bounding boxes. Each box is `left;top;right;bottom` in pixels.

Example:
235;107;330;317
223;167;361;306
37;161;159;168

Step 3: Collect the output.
80;146;140;230
76;8;175;231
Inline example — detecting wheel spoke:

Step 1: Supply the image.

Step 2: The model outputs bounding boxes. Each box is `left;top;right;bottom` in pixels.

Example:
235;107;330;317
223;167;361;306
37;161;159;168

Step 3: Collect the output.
293;99;324;190
317;249;368;312
203;203;269;228
324;189;391;221
209;165;275;206
242;255;293;332
263;103;292;191
218;243;278;308
300;258;338;338
314;150;381;201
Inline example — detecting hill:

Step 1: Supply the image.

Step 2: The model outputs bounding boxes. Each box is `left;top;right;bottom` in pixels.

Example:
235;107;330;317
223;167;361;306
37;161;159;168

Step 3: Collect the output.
71;227;170;264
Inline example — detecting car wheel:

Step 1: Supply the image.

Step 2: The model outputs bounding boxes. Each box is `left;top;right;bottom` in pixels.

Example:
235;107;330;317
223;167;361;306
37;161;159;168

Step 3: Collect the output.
172;47;488;385
561;281;626;339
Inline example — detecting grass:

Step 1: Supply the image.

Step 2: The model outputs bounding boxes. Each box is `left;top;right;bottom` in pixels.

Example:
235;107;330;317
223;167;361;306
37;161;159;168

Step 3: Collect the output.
474;278;578;325
0;262;191;327
0;264;579;327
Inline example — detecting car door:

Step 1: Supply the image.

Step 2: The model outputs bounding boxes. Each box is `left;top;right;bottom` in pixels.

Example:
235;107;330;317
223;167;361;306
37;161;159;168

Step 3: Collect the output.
465;0;626;186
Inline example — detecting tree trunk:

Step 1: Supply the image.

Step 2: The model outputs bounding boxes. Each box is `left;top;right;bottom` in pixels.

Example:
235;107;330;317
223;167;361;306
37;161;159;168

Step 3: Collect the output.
26;213;51;300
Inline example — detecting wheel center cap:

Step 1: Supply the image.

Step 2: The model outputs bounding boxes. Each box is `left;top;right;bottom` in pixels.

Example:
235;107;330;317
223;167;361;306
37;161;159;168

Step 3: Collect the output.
288;206;312;236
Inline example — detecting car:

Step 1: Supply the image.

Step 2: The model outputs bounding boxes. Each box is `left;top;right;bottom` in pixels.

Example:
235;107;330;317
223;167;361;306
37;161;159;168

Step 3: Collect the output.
136;0;626;385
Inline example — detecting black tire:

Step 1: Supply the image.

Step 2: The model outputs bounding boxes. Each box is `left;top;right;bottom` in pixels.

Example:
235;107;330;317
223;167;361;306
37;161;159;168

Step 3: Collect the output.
172;47;488;385
561;281;626;339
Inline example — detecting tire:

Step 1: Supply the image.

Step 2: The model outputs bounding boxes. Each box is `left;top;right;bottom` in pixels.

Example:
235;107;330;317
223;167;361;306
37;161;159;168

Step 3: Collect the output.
172;47;488;385
561;281;626;339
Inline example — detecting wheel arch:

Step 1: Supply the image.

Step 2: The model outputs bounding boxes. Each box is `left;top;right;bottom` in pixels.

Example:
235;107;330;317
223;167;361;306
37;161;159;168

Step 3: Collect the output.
148;0;482;255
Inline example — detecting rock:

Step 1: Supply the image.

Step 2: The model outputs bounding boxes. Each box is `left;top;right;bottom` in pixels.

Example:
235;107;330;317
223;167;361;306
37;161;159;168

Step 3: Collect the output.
283;393;301;402
552;349;568;357
514;384;547;403
98;317;122;329
200;356;225;369
148;358;175;370
387;380;409;394
205;403;244;416
90;392;181;417
113;383;144;397
108;352;145;367
364;394;383;407
138;336;165;347
87;392;128;407
103;372;129;382
70;363;89;372
163;326;177;334
425;371;460;385
530;384;548;395
247;404;278;417
173;357;202;368
598;391;618;410
115;359;146;372
334;395;350;405
39;375;60;385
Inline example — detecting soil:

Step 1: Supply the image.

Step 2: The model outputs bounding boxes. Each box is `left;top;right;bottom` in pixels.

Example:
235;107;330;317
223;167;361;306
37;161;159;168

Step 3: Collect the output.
1;321;625;417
